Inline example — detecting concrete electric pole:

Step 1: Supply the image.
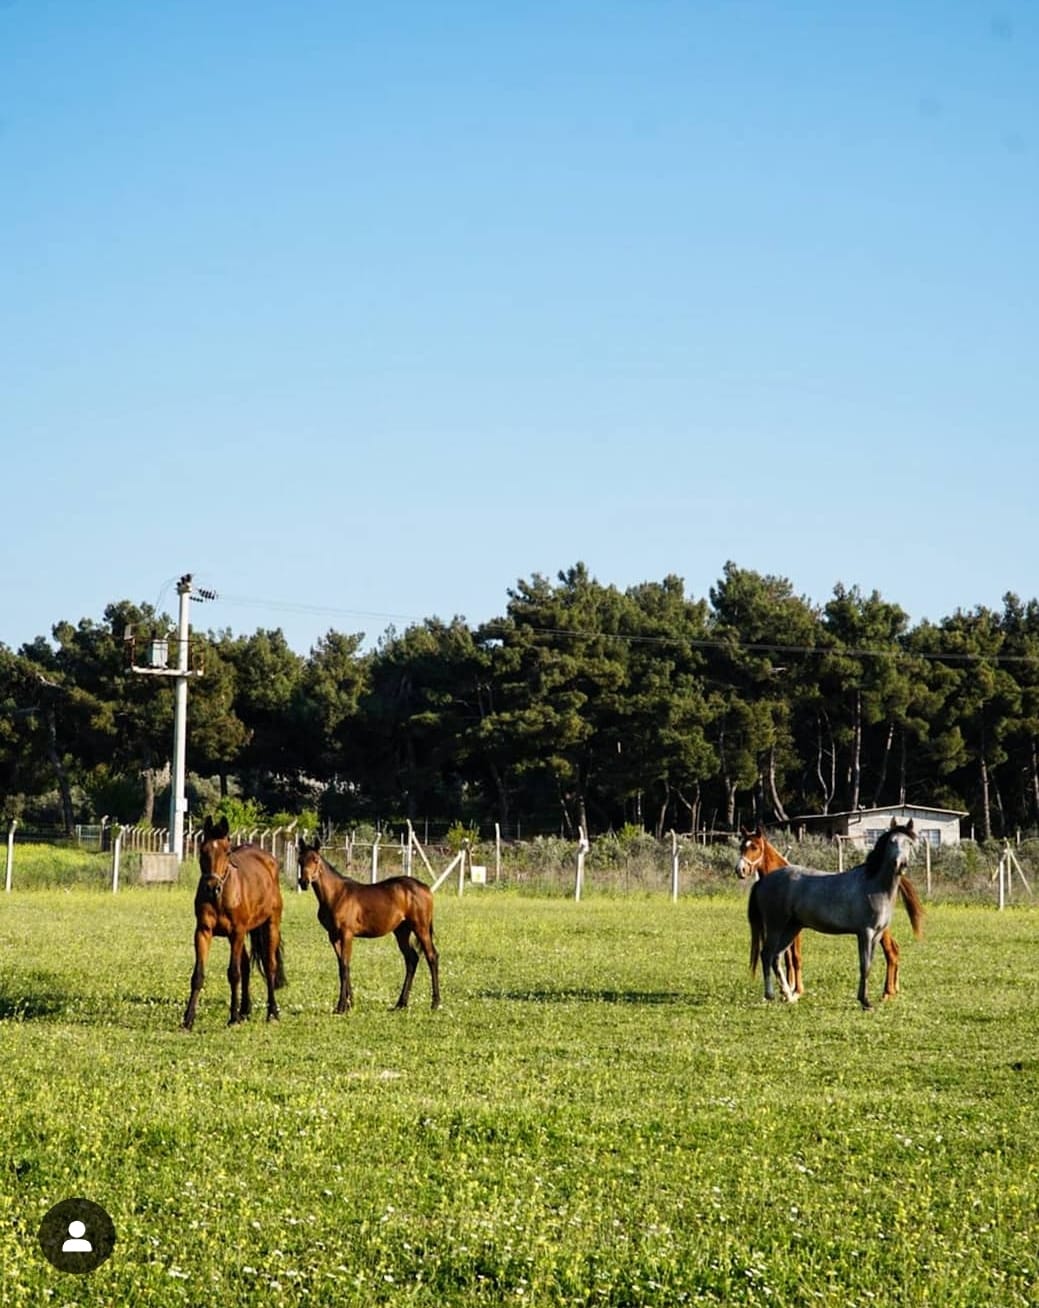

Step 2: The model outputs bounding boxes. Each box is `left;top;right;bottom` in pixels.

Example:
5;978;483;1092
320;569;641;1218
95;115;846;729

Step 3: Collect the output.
127;574;213;860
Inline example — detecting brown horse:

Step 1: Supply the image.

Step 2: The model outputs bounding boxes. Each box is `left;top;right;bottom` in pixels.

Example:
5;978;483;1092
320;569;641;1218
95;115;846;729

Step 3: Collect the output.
736;825;924;1000
181;815;286;1030
297;837;440;1013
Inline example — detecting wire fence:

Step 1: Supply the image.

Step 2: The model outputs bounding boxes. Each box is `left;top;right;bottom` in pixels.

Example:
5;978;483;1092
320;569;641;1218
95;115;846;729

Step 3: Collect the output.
2;822;1036;906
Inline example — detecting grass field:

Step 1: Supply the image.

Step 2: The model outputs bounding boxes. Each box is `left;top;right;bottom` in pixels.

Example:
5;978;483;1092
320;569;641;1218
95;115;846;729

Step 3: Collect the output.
0;880;1037;1306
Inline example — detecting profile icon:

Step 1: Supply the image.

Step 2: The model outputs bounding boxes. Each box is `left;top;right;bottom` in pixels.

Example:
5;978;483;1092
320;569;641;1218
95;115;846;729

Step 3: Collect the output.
61;1219;93;1253
38;1198;115;1274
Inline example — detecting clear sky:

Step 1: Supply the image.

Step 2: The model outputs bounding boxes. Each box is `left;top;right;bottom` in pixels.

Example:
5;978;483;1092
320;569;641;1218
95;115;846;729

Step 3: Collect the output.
2;1;1035;653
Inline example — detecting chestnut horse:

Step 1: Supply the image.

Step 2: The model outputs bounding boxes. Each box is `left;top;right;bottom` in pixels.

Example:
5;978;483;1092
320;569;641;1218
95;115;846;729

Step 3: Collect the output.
181;816;286;1031
737;825;923;1000
297;838;440;1013
749;821;918;1009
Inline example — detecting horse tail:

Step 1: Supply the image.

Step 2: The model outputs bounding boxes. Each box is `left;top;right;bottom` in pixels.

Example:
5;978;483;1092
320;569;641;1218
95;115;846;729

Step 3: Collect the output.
249;926;288;988
748;881;763;976
898;875;925;940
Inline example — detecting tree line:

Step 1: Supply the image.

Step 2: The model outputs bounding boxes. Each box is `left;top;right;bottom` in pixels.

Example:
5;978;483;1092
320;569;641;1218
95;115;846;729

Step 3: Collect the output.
2;562;1038;842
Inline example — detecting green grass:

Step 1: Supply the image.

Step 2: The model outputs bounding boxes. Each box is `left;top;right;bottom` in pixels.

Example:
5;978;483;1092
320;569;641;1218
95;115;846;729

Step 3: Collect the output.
1;884;1037;1306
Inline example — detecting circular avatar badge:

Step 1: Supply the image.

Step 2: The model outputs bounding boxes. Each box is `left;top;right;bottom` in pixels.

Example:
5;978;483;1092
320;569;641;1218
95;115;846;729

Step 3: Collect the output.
37;1197;116;1274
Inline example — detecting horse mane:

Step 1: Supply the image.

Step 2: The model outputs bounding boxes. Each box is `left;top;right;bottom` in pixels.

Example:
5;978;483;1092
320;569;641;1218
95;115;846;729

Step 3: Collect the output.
863;822;915;879
319;852;348;881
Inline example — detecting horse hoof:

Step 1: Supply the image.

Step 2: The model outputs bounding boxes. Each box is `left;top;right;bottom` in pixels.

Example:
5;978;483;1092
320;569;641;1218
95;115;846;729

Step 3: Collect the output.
266;1010;280;1023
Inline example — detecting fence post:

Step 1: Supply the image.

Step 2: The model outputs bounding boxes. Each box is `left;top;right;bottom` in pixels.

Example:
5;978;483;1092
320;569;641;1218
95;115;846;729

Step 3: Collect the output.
111;828;122;893
575;828;589;902
371;833;381;884
5;819;17;892
670;830;680;903
458;840;469;897
495;823;502;883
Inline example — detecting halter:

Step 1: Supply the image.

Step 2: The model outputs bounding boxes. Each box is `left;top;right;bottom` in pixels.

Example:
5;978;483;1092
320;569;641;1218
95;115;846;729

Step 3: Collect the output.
737;841;765;879
206;858;237;899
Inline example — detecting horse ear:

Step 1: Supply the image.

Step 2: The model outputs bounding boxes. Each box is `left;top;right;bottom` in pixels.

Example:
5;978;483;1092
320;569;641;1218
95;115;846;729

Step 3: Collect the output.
215;816;229;839
203;815;214;838
740;825;750;836
905;819;915;834
314;837;321;852
755;825;764;837
890;817;898;829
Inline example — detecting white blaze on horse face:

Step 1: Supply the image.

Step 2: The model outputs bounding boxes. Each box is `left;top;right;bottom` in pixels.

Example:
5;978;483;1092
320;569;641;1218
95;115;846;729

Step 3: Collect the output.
736;842;762;880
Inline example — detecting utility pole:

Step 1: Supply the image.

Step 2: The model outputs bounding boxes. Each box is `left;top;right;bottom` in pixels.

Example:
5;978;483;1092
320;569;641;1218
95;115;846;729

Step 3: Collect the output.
127;574;214;860
169;575;192;860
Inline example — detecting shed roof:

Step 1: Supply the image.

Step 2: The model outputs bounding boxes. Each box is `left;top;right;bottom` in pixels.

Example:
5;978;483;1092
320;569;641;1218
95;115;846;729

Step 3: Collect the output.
790;804;968;821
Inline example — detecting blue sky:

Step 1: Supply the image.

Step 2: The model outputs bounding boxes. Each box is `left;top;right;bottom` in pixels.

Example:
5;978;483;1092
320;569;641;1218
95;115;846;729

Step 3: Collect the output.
2;1;1036;653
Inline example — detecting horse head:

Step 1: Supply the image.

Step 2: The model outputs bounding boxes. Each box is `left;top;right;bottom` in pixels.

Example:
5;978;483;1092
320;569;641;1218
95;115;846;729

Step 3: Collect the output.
736;826;777;880
865;819;916;882
199;815;235;900
889;818;916;870
297;837;323;890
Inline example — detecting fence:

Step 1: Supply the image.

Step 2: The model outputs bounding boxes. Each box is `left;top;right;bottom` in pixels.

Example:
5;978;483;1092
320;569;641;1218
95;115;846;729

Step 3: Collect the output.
2;818;1036;906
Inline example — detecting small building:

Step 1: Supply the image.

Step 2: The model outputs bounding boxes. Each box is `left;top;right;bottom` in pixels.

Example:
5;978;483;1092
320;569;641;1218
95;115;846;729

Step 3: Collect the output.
789;804;967;850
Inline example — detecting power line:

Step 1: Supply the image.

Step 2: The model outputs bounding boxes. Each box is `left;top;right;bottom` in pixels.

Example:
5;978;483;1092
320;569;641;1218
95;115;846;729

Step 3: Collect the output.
481;625;1039;665
211;590;1039;666
217;593;422;625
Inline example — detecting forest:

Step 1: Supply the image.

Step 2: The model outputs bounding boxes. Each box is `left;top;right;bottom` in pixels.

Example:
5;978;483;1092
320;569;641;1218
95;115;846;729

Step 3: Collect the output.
2;562;1038;842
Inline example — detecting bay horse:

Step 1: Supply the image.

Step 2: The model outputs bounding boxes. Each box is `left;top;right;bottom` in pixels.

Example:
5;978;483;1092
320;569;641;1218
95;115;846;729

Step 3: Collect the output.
297;838;440;1013
737;826;923;1000
181;815;286;1031
748;820;918;1010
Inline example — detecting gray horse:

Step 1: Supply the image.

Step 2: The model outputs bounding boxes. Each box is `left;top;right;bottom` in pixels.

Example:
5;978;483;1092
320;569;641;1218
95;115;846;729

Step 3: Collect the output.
748;820;917;1009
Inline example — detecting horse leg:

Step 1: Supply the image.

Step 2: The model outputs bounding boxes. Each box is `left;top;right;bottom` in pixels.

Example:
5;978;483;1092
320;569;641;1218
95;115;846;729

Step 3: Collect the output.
181;927;211;1031
332;931;353;1013
265;919;282;1021
760;943;792;1002
239;945;252;1020
761;946;776;1002
789;931;805;996
762;948;795;1002
227;931;247;1024
857;931;878;1010
418;921;440;1010
765;926;799;1004
880;929;900;1000
772;952;798;1003
393;922;419;1009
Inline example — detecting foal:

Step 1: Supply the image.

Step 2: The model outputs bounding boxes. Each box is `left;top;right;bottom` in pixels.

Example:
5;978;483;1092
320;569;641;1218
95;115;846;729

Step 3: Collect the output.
297;838;441;1013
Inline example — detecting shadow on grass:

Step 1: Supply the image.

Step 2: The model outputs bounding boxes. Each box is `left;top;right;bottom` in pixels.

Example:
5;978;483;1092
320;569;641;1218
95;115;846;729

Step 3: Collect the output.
0;983;68;1022
476;986;705;1007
